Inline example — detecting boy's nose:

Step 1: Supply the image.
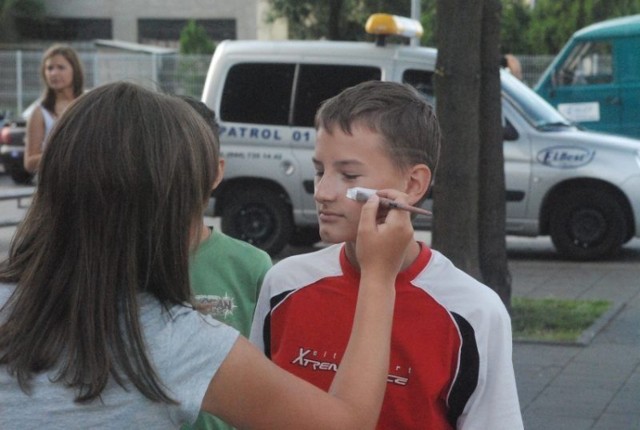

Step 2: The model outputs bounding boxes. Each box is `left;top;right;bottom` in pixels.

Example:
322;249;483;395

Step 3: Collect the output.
314;177;337;203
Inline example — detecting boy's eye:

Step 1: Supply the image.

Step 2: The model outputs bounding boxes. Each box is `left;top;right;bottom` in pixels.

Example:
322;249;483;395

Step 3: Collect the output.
314;170;324;178
343;173;360;180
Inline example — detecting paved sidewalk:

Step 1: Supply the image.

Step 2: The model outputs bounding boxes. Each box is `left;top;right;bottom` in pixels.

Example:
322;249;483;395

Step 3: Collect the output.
508;238;640;430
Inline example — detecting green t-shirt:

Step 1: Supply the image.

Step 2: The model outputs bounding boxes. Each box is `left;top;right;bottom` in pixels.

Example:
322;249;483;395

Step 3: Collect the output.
184;229;272;430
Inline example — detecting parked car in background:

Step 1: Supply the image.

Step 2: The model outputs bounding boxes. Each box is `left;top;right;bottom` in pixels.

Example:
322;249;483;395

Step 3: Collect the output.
0;102;37;185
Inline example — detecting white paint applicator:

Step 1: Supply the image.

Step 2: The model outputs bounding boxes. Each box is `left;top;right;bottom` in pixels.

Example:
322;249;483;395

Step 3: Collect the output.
346;187;432;217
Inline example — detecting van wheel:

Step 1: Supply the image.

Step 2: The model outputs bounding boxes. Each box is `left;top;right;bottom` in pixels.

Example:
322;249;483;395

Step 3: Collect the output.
549;190;626;260
289;226;321;247
220;187;293;256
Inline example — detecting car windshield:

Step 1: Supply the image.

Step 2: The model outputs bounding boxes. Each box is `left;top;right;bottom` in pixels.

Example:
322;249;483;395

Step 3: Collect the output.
501;70;572;130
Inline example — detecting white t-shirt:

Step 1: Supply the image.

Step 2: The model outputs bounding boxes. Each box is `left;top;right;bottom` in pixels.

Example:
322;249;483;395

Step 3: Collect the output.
0;284;239;429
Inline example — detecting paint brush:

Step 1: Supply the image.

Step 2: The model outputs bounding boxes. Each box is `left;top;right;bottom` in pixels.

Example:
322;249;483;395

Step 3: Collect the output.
346;187;432;217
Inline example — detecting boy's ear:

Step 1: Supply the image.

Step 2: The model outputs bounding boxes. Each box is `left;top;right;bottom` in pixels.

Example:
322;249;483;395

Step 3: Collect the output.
405;164;431;206
212;159;225;191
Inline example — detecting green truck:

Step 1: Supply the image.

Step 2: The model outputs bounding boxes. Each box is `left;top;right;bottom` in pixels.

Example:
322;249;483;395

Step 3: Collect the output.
534;14;640;138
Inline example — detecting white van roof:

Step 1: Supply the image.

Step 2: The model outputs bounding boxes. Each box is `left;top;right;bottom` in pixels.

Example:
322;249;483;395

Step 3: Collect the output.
213;39;438;66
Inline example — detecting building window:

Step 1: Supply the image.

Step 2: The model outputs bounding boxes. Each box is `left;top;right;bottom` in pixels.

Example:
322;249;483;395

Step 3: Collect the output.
16;18;112;41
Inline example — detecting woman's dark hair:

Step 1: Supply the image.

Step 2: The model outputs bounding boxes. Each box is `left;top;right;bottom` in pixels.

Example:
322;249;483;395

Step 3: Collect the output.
40;44;85;112
0;82;217;403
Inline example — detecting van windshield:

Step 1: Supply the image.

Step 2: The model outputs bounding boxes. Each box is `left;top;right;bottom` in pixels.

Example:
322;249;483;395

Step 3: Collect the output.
501;70;573;130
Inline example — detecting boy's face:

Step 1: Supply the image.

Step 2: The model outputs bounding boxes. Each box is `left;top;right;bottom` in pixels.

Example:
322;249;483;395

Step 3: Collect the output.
313;123;408;244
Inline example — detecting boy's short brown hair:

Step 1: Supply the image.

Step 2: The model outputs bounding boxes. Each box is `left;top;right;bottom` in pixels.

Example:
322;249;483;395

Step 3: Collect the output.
315;80;441;181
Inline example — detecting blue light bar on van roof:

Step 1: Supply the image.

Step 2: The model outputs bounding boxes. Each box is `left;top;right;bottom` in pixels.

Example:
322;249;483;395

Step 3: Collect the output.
365;13;424;39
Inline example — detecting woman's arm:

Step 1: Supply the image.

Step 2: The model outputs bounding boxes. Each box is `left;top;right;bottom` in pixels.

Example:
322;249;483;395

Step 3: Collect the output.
201;193;413;429
24;106;45;173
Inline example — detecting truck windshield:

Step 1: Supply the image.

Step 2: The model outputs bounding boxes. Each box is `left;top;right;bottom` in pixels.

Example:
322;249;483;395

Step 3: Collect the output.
501;70;572;130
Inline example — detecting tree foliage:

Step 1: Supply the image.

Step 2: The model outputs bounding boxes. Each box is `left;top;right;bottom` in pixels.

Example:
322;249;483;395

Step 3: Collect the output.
267;0;640;53
420;0;437;46
268;0;411;40
505;0;640;54
178;20;215;98
179;20;215;55
0;0;45;42
500;0;531;53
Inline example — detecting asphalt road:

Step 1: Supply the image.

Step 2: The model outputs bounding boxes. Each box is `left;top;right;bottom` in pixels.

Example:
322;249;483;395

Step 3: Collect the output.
2;171;640;262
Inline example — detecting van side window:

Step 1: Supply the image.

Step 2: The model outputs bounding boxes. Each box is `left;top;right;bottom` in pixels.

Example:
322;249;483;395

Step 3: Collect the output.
220;63;295;125
292;65;381;127
403;69;435;106
557;41;613;86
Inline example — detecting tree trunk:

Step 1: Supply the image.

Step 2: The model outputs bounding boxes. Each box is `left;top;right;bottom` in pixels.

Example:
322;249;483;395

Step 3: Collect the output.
327;0;344;40
434;0;512;308
432;0;484;281
478;0;513;309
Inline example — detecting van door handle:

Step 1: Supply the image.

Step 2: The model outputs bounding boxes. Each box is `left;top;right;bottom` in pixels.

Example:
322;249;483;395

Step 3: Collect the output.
605;96;621;105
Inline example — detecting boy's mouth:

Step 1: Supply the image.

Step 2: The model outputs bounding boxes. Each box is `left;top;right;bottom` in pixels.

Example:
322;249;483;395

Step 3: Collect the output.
318;210;342;221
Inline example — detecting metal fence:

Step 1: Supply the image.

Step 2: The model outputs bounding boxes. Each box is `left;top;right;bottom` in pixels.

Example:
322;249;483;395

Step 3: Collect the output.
518;54;555;88
0;50;554;120
0;51;211;118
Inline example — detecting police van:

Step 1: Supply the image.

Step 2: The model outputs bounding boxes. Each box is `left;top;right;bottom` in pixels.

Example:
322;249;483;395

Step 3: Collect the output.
201;14;640;260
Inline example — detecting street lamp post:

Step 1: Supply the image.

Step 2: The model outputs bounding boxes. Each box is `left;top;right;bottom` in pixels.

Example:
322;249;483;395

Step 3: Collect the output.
410;0;421;46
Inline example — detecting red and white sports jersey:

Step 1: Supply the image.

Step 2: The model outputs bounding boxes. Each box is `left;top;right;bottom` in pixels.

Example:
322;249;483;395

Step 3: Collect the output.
250;243;523;430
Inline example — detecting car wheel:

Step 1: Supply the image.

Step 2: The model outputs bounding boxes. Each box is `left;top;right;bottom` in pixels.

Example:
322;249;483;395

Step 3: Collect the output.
220;187;293;256
549;189;627;260
2;157;33;185
289;226;321;247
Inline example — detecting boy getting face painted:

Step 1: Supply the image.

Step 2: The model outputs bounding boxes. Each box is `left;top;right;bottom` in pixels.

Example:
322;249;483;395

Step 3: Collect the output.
250;80;524;430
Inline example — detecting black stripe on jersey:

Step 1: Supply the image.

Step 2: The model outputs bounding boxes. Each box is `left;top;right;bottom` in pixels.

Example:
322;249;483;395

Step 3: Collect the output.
447;312;480;427
264;290;293;359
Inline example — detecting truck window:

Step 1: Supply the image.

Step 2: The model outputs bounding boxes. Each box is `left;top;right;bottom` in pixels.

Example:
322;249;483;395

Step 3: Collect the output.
557;41;613;86
220;63;295;125
292;65;381;127
617;37;640;83
502;71;570;129
402;69;435;105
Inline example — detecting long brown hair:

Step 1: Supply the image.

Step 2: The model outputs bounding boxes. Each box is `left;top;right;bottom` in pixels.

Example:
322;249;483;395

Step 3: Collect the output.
40;44;85;112
0;82;217;403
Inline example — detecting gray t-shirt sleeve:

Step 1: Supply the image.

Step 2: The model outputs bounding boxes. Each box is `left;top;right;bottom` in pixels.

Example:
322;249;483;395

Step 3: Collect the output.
142;297;241;425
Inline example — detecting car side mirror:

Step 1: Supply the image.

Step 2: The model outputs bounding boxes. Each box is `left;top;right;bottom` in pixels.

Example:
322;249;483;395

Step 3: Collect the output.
503;120;519;141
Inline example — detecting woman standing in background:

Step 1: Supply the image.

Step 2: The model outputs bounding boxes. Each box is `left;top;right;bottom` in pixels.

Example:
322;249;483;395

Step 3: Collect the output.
24;44;84;174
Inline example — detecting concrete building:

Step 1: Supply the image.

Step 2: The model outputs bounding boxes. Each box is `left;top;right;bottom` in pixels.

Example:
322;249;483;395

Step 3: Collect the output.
24;0;287;45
